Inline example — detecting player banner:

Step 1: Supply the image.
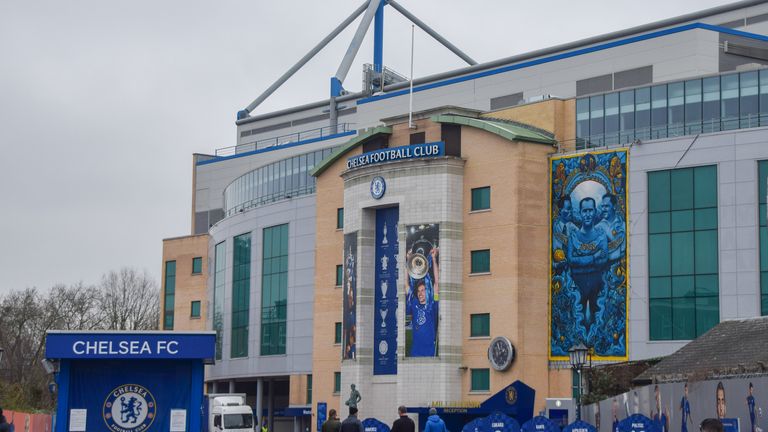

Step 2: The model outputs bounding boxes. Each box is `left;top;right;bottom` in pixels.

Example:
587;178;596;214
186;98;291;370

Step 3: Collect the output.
374;208;399;374
404;223;440;357
549;150;628;361
343;232;358;360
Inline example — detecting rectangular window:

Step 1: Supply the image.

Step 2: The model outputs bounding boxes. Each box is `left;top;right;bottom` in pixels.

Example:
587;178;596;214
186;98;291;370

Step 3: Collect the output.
231;233;251;358
604;92;619;145
337;208;344;229
722;74;739;131
576;98;590;150
648;166;719;340
471;250;491;274
333;372;341;393
192;256;203;274
572;370;581;399
651;85;668;139
336;265;343;287
163;261;176;330
759;161;768;315
471;187;491;211
191;300;201;318
261;224;289;355
470;313;490;337
470;368;490;392
213;242;226;360
589;95;604;147
335;322;342;344
619;90;635;144
306;374;313;404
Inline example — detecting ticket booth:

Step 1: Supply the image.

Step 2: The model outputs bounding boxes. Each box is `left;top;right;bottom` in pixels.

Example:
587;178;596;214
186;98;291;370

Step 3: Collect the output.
45;331;215;432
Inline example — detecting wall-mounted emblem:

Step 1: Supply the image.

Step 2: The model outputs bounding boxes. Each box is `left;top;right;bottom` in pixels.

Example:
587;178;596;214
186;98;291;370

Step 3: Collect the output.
371;176;386;199
505;386;518;405
488;336;515;371
103;384;156;432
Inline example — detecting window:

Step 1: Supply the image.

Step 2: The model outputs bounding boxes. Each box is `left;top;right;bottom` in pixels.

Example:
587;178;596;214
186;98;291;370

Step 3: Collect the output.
335;265;343;287
333;372;341;393
306;374;312;404
410;132;426;144
231;233;251;358
213;242;226;360
335;322;342;344
192;256;203;274
648;166;719;340
163;261;176;330
471;250;491;274
759;161;768;315
191;301;201;318
572;370;581;399
470;368;490;392
471;187;491;211
337;208;344;229
261;224;289;355
470;313;490;337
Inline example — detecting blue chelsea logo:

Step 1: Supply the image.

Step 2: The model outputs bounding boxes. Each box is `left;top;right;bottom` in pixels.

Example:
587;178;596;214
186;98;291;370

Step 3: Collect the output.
103;384;156;432
370;176;386;199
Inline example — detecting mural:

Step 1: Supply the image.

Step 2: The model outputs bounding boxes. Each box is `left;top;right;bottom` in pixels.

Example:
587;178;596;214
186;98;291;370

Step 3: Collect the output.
404;223;440;357
549;149;628;361
343;232;358;360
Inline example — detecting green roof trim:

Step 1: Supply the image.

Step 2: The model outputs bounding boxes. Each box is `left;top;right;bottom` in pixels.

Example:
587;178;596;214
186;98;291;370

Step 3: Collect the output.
310;126;392;177
431;114;556;145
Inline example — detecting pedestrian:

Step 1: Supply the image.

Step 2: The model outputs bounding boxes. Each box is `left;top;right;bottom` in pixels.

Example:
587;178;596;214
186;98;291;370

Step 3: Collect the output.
322;409;342;432
261;417;269;432
700;419;724;432
424;408;447;432
341;406;364;432
0;407;11;432
391;406;415;432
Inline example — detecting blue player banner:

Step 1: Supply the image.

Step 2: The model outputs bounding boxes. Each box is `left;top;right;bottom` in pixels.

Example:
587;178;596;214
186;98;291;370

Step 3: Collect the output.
404;223;440;357
374;208;399;374
549;149;628;361
343;232;358;360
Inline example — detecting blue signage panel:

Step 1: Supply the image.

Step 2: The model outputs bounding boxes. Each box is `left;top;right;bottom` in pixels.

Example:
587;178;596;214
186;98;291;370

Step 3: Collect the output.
46;332;216;360
721;418;739;432
317;403;327;432
347;141;445;169
373;207;399;375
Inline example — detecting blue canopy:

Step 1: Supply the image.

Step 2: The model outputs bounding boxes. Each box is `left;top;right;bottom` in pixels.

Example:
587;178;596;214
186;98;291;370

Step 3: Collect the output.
521;416;560;432
617;414;660;432
562;420;597;432
363;418;391;432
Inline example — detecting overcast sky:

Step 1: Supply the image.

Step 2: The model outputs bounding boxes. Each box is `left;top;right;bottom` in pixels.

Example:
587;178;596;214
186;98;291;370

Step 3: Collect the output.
0;0;738;295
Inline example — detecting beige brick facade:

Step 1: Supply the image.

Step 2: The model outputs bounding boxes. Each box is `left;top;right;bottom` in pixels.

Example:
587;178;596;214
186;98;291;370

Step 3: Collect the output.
160;234;209;331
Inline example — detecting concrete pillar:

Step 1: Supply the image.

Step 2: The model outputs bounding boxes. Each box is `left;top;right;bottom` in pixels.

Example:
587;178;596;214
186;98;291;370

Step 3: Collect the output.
256;378;264;425
229;379;236;393
268;379;275;432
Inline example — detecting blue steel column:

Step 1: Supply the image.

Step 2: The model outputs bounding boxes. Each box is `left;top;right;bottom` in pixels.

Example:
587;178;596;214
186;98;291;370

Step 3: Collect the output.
54;360;70;432
373;0;385;74
189;360;204;432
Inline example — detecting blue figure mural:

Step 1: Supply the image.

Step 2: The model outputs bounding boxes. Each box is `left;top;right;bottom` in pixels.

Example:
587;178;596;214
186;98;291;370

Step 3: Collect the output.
550;150;628;361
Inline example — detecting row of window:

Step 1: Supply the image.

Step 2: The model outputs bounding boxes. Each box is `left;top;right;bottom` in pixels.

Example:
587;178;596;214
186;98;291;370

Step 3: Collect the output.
332;313;491;345
576;69;768;149
332;368;490;392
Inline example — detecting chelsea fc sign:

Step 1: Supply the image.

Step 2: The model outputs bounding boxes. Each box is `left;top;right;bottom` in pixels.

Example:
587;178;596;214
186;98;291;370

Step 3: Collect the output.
103;384;156;432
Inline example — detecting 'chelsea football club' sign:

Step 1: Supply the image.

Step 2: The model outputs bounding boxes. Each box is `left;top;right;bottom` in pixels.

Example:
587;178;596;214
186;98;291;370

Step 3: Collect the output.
347;141;445;169
103;384;157;432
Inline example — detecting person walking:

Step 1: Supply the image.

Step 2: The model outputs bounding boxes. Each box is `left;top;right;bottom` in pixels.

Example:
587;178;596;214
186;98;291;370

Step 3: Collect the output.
391;406;415;432
0;407;11;432
322;409;342;432
341;407;364;432
424;408;447;432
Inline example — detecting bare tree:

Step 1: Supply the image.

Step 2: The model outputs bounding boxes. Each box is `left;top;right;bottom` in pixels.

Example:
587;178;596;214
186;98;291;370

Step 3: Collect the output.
97;268;160;330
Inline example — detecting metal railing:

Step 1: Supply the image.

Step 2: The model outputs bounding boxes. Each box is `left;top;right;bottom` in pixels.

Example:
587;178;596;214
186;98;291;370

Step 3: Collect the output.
215;123;355;156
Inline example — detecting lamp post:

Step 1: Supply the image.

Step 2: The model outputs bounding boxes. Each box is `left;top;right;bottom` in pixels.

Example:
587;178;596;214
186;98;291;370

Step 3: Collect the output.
569;343;588;422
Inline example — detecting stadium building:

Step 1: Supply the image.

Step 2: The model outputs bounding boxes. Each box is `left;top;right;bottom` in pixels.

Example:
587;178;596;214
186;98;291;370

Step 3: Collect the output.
160;1;768;430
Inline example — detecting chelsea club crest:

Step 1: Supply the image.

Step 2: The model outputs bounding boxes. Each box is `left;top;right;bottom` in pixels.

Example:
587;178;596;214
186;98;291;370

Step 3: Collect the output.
103;384;156;432
370;176;386;199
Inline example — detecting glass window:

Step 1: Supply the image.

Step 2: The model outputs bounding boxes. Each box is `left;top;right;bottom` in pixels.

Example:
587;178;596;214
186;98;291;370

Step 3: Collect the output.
214;242;226;360
703;76;721;133
647;166;719;340
192;256;202;274
231;233;251;358
261;224;289;355
619;90;635;144
336;208;344;229
470;313;490;337
336;265;343;286
576;98;590;150
604;92;619;145
163;261;176;330
651;85;668;139
471;250;491;274
722;74;739;130
668;82;685;137
335;322;342;344
471;187;491;211
759;161;768;315
635;87;651;140
589;95;604;147
685;79;702;135
741;71;759;128
572;370;581;399
333;372;341;393
191;300;201;318
760;70;768;126
470;369;490;392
